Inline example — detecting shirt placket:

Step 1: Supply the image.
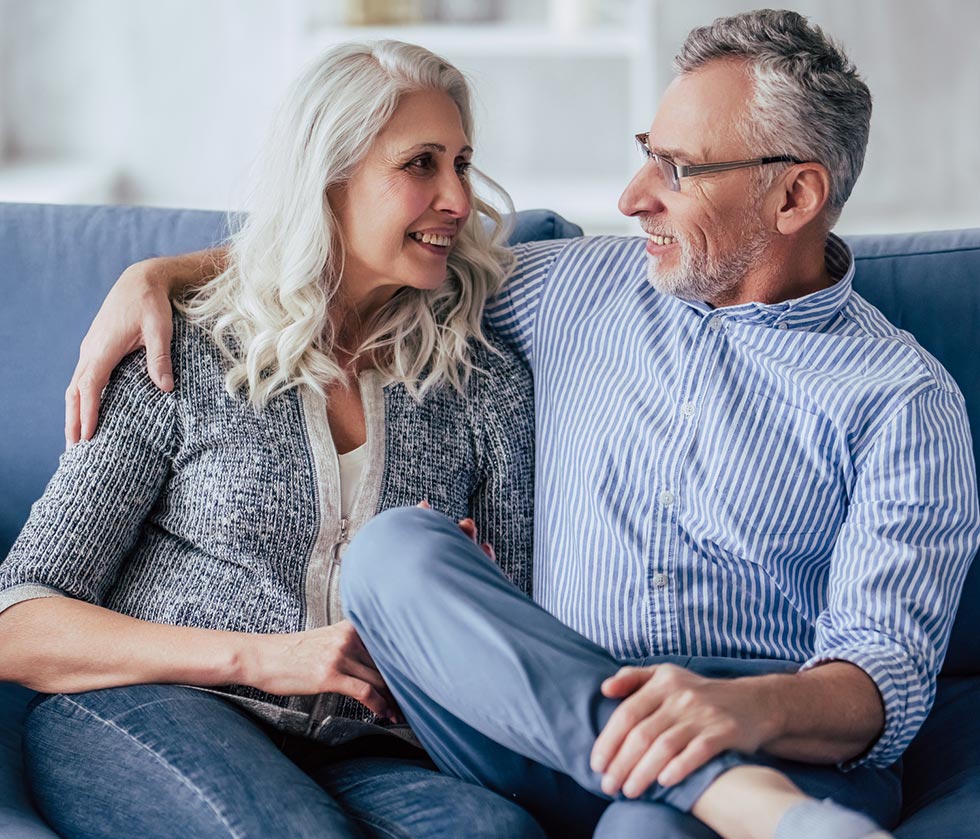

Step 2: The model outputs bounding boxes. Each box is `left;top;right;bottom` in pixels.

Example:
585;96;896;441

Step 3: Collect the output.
647;312;727;656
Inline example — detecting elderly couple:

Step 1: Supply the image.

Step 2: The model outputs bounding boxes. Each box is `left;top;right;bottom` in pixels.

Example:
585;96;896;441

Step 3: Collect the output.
1;8;977;839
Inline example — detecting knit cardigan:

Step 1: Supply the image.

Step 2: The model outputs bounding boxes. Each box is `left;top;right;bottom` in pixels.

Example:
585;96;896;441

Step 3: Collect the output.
1;314;534;745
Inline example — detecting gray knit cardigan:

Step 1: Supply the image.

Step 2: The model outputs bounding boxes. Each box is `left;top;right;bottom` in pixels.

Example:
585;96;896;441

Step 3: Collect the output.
0;314;534;745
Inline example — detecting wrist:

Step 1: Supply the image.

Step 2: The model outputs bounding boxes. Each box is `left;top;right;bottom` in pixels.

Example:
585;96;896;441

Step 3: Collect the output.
737;673;790;747
224;631;264;688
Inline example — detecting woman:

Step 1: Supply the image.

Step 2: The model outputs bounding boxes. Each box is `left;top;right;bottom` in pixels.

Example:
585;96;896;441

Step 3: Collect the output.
0;41;542;839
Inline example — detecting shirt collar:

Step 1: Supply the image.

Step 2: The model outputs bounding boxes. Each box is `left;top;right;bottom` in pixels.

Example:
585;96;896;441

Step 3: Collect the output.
680;233;854;331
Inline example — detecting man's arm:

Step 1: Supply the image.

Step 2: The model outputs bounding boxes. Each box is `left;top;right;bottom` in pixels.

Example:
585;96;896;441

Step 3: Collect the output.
593;383;980;798
66;246;227;444
590;659;882;798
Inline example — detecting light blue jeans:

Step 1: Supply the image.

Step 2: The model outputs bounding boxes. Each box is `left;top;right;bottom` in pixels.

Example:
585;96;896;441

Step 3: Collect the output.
341;507;902;839
23;683;545;839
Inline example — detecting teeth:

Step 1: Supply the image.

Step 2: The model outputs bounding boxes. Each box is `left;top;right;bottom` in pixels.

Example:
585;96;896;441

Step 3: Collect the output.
412;232;453;247
649;234;677;246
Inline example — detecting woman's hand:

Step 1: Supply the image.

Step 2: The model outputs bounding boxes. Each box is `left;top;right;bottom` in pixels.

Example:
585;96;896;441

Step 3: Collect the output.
245;619;401;721
66;257;175;445
417;501;496;561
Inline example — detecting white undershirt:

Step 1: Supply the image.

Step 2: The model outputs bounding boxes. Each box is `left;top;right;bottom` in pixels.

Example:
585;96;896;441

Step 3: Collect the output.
338;442;368;518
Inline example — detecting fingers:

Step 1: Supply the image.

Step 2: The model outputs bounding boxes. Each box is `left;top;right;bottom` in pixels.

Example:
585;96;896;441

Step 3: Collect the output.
591;668;659;774
76;359;116;442
602;665;653;698
64;379;82;446
143;312;175;392
656;728;730;787
417;500;431;509
619;723;703;797
458;517;478;541
332;672;399;720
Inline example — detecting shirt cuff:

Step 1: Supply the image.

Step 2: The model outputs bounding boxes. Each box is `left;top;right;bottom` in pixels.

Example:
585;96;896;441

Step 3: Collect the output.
0;583;68;616
800;643;929;769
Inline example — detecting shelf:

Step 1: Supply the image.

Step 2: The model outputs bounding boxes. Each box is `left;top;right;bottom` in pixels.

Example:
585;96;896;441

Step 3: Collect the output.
304;24;641;59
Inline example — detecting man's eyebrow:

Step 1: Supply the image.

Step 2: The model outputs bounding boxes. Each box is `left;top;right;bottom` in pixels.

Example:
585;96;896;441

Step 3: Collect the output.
651;144;703;162
401;143;474;155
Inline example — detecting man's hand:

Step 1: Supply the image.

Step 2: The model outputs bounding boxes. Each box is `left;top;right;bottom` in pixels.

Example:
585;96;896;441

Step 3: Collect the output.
65;247;226;445
66;258;175;445
590;663;779;798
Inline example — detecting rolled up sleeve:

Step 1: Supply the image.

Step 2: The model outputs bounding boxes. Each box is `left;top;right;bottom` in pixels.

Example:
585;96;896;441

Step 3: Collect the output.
802;385;980;768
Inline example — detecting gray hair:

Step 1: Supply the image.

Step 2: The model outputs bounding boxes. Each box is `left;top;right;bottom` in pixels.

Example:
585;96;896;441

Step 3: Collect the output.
674;9;871;227
180;40;514;409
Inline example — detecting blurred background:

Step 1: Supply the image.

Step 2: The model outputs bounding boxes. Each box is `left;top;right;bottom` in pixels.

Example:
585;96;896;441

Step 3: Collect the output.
0;0;976;235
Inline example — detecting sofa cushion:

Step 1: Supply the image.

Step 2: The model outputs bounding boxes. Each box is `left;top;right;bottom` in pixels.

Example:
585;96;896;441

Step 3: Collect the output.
848;230;980;675
895;676;980;838
0;682;58;838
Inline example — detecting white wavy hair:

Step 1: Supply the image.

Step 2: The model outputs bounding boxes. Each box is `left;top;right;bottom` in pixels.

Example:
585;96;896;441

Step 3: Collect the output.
178;40;515;408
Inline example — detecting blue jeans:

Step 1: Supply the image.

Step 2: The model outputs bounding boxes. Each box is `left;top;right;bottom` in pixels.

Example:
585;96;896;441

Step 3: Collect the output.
23;683;545;839
341;507;902;839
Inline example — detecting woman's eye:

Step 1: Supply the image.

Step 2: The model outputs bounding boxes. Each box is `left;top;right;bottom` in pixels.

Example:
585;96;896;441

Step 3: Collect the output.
406;155;434;172
455;160;472;176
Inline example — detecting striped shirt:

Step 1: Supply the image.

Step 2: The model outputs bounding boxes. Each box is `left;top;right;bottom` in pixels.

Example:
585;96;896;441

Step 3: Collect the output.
487;233;980;768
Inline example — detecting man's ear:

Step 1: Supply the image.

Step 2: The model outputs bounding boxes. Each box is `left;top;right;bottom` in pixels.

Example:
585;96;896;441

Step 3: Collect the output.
771;163;831;235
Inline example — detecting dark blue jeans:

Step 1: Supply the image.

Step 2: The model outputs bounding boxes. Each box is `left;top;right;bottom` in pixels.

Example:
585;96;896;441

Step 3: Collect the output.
341;507;903;839
23;683;545;839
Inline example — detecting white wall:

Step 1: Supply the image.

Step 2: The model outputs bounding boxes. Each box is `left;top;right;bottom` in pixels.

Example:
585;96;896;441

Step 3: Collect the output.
3;0;294;208
3;0;979;234
0;0;8;161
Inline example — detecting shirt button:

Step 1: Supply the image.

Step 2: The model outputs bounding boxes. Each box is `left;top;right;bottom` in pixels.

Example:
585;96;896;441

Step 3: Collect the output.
709;318;724;332
659;490;675;507
776;322;788;330
681;401;696;418
653;573;669;589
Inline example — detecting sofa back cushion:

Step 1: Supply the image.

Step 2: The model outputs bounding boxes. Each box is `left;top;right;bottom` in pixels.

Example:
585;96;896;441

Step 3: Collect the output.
848;229;980;674
0;203;580;558
0;204;976;672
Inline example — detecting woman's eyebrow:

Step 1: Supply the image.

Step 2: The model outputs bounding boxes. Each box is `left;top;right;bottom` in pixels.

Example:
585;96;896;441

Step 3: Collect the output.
401;142;474;155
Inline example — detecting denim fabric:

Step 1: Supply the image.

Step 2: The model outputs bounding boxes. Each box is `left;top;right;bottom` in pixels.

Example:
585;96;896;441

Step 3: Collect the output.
23;684;544;839
342;506;903;839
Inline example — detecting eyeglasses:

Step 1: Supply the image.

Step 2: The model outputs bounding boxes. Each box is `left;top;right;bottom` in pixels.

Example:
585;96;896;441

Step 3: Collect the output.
634;133;803;192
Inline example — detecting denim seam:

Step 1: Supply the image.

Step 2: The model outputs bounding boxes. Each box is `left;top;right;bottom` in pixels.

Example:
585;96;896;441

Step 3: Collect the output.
345;812;412;839
56;694;243;839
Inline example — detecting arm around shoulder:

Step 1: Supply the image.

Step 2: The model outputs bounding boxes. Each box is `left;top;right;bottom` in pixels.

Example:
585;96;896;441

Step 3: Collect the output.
66;246;228;443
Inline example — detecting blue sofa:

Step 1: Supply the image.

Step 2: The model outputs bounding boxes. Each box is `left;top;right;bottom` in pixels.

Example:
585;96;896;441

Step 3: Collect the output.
1;202;978;838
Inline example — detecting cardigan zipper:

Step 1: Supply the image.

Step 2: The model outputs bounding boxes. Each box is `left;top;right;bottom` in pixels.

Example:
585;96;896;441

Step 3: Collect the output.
305;515;350;737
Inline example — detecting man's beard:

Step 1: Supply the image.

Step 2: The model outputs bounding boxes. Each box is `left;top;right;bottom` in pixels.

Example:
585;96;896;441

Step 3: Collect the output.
646;219;772;304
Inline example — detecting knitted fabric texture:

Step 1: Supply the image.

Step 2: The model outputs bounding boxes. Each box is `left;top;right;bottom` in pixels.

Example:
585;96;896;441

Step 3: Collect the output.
1;315;534;743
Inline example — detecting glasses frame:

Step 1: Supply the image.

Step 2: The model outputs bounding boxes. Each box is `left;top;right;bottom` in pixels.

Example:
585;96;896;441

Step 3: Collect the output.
634;133;803;192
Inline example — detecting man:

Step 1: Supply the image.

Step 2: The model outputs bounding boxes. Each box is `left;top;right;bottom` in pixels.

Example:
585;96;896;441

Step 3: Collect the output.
67;10;978;839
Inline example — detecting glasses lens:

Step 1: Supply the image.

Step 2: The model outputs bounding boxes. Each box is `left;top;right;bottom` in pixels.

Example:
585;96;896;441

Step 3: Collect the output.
658;158;679;191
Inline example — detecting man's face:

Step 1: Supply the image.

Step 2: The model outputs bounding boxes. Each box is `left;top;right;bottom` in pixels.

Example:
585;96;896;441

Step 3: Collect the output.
619;60;775;304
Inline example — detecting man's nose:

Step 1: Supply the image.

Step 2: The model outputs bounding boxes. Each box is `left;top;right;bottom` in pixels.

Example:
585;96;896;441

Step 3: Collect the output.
619;162;669;218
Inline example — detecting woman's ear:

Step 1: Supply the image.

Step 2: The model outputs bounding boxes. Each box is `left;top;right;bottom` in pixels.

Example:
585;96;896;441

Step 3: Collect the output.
771;163;831;235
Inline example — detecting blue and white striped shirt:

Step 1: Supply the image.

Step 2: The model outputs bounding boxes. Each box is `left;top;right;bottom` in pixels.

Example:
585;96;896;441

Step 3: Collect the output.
487;234;980;768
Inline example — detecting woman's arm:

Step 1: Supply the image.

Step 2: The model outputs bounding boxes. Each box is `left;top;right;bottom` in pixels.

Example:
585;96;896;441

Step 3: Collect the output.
467;335;536;596
0;598;397;718
66;246;228;444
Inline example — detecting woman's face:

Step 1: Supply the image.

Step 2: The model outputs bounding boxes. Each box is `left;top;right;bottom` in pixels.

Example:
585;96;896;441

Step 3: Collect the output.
332;89;473;307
